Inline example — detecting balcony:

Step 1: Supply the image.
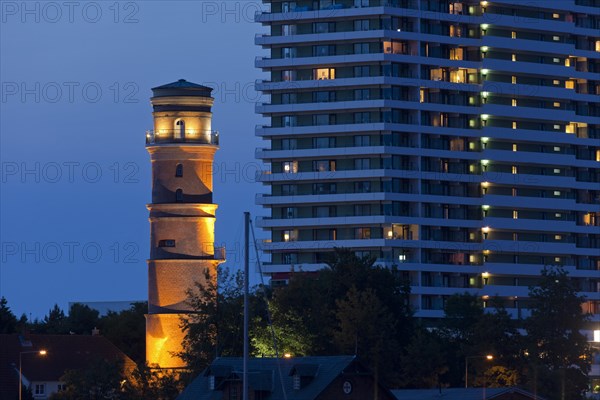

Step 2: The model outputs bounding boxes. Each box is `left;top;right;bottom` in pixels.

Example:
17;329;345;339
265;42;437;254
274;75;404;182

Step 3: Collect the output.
214;247;226;261
145;130;219;146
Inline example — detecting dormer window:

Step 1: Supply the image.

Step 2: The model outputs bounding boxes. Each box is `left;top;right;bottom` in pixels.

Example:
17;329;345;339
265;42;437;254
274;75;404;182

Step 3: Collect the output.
176;163;183;177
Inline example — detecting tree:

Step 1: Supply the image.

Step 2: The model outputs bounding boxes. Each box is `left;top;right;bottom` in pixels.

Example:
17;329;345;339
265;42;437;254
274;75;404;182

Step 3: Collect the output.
51;359;124;400
334;284;404;384
178;268;220;374
251;300;315;358
50;359;182;400
121;364;182;399
66;303;100;335
259;249;412;386
400;328;448;388
42;304;68;334
442;292;484;344
99;303;147;364
0;297;18;333
524;266;591;400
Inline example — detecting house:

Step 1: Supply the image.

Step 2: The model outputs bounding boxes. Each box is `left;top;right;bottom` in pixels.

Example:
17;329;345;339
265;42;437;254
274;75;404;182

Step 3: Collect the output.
178;355;397;400
0;333;136;400
393;387;547;400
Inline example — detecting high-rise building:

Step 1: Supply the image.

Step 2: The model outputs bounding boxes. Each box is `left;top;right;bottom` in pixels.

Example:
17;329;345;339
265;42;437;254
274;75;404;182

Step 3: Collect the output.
145;80;224;368
254;1;600;320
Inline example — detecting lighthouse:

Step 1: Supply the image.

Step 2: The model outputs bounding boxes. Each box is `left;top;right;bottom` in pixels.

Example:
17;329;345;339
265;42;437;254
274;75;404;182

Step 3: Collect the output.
145;79;224;369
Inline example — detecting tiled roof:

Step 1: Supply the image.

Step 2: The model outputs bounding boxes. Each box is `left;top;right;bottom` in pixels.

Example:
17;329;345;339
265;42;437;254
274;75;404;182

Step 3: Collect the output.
0;334;135;400
393;387;546;400
179;356;360;400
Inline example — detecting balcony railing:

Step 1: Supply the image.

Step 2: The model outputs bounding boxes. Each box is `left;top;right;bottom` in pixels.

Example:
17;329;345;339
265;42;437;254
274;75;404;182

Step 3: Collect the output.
146;130;219;146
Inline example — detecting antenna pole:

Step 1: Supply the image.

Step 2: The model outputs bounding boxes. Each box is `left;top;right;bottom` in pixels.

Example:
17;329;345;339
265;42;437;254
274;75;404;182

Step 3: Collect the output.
243;212;250;400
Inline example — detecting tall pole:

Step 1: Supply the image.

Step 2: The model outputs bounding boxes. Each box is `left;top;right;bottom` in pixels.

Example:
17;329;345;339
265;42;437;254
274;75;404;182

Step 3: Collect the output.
19;352;22;400
243;212;250;400
465;357;469;389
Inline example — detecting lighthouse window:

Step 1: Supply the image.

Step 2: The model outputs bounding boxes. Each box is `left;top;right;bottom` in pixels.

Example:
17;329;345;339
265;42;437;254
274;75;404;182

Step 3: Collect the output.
176;164;183;177
176;189;184;202
158;240;176;248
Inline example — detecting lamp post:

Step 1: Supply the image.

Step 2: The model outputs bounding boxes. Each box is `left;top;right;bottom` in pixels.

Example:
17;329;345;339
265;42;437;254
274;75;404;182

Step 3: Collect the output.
465;354;493;389
19;350;47;400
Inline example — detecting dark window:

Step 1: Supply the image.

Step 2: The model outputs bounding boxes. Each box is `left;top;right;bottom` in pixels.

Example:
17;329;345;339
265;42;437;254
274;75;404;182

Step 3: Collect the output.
158;240;176;248
176;164;183;177
176;189;183;202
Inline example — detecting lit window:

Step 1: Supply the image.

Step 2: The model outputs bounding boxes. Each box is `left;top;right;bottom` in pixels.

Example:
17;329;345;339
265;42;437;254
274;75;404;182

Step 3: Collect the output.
555;235;562;240
420;88;425;103
512;188;517;196
512;166;518;174
512;121;517;129
553;79;560;85
511;31;516;39
450;69;467;83
552;13;560;19
553;191;561;196
512;143;517;152
512;76;517;84
313;160;336;172
553;36;560;41
512;99;517;107
554;124;561;130
554;146;561;152
513;210;518;219
596;150;600;162
283;230;297;242
512;54;517;62
554;257;561;263
565;58;571;67
553;168;561;174
283;161;298;173
314;68;336;80
469;254;476;263
565;80;575;89
553;58;560;63
566;123;576;134
450;47;464;60
383;41;406;54
596;41;600;52
553;102;560;107
555;213;562;218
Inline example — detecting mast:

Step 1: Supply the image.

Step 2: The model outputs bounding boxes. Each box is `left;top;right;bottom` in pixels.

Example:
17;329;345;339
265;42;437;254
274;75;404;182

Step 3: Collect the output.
243;211;250;400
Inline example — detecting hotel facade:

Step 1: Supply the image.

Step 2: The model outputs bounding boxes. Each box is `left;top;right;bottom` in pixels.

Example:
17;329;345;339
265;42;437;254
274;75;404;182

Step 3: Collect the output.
254;0;600;321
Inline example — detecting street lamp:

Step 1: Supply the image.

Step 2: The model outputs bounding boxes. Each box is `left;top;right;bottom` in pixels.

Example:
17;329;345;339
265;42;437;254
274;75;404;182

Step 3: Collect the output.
465;354;493;388
19;350;47;400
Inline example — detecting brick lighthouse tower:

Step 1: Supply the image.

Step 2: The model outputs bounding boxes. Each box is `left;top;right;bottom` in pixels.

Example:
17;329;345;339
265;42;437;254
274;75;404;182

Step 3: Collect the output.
145;79;224;369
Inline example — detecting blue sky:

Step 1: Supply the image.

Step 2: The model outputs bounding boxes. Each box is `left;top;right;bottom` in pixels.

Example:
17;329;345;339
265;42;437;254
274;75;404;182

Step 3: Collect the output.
0;1;269;318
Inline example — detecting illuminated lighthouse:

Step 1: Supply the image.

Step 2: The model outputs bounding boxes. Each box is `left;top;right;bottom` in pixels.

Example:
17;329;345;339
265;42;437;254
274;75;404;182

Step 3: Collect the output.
145;79;224;369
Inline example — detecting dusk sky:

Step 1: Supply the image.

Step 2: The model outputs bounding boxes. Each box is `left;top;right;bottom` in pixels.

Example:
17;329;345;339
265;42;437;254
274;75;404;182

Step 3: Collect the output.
0;1;269;318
